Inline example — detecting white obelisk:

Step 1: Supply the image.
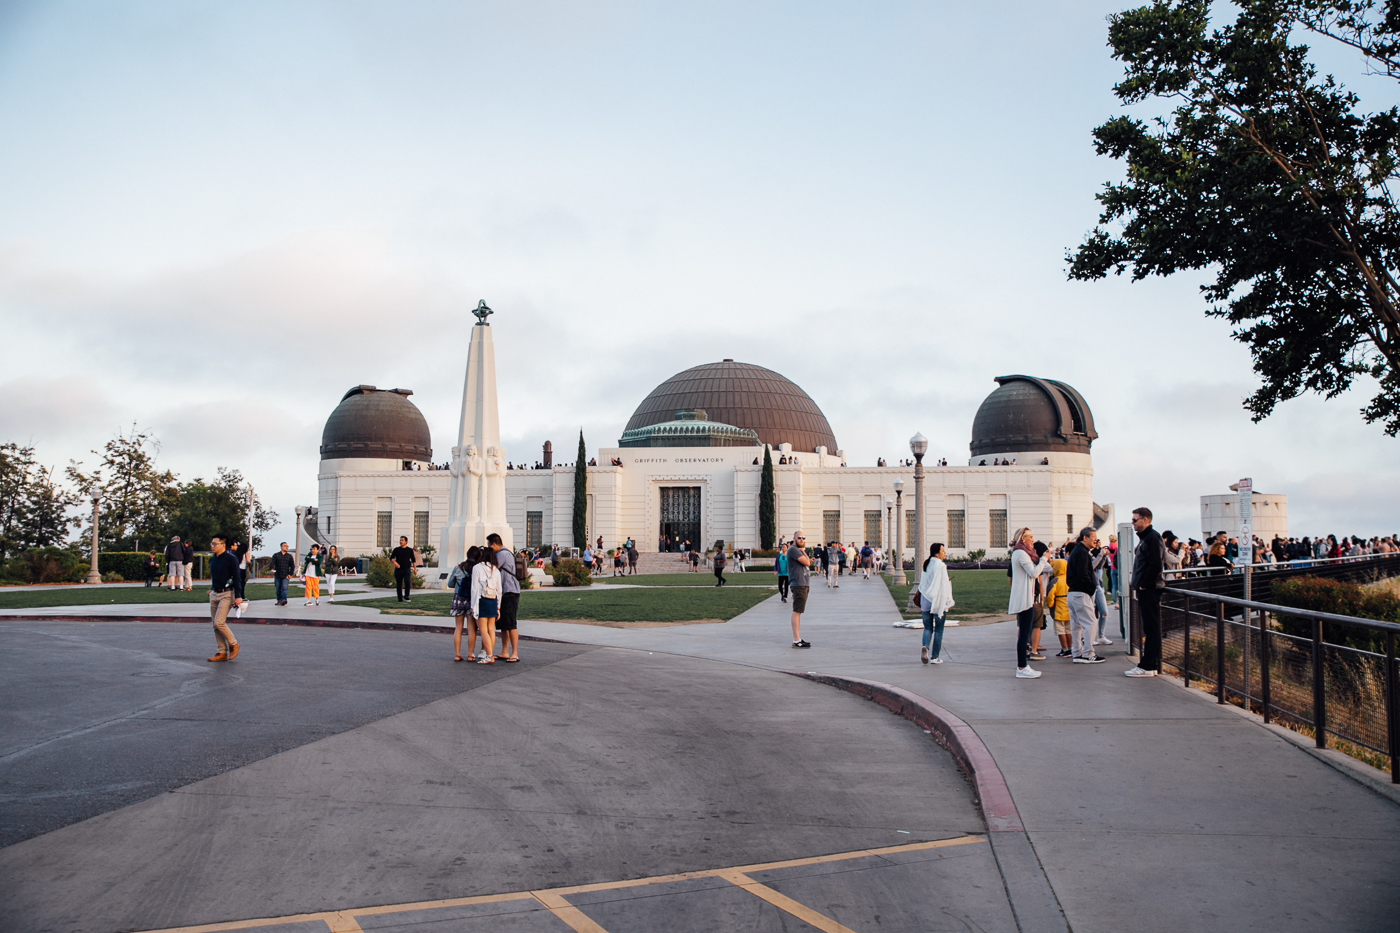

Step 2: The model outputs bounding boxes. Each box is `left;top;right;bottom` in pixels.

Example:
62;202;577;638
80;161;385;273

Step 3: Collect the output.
438;301;511;585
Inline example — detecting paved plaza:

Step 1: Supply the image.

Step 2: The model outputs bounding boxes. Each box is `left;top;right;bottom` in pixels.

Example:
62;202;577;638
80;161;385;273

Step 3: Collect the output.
2;577;1399;932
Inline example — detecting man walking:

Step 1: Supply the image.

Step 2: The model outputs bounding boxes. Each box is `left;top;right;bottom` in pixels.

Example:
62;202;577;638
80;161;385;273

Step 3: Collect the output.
206;533;243;662
786;532;812;648
164;536;184;591
390;535;416;602
488;533;521;661
270;541;296;605
1126;507;1165;678
1067;528;1106;664
627;542;639;575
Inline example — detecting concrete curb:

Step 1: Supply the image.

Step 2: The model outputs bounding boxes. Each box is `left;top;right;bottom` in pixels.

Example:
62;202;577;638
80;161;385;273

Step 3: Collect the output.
0;613;575;643
790;671;1070;933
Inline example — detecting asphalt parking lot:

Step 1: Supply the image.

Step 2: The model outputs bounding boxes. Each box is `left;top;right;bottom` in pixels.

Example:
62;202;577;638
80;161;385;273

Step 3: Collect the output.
0;619;1011;933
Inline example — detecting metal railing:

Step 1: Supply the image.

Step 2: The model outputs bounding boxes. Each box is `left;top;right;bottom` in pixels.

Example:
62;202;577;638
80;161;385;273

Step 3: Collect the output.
1161;552;1400;604
1142;589;1400;783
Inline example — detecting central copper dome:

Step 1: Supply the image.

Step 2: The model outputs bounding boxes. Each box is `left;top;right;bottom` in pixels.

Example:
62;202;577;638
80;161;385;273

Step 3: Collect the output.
623;361;838;453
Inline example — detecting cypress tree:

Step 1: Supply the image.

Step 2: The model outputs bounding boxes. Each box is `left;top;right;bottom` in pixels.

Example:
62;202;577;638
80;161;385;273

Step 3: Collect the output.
572;431;587;548
759;445;776;550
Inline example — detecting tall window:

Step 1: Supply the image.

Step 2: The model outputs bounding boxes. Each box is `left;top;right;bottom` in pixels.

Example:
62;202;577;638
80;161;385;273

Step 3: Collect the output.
822;510;841;543
376;512;392;549
1066;514;1074;535
906;510;917;548
947;510;966;549
989;510;1008;550
526;511;543;549
864;510;883;547
413;511;430;550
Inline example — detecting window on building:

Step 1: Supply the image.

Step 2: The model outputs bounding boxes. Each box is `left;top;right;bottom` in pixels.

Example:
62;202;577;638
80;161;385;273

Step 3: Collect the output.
1066;514;1074;535
864;510;883;547
947;510;966;549
822;510;841;544
376;512;392;549
906;510;917;548
413;511;430;550
989;510;1007;549
526;511;543;550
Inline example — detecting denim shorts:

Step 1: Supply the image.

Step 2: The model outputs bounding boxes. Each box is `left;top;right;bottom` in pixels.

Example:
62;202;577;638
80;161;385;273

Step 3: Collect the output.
478;597;499;618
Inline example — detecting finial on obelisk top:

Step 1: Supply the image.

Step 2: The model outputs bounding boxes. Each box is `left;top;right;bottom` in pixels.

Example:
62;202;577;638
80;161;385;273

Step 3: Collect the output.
472;299;493;325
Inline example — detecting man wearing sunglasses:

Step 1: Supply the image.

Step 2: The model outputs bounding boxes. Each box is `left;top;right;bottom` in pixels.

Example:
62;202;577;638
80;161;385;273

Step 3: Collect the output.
785;532;813;648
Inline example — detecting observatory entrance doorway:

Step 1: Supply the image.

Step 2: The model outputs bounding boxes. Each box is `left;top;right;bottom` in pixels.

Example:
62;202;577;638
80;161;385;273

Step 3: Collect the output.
659;486;701;552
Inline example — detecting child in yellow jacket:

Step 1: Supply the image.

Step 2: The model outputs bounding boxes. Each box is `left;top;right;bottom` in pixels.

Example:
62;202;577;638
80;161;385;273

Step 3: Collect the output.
1048;557;1071;657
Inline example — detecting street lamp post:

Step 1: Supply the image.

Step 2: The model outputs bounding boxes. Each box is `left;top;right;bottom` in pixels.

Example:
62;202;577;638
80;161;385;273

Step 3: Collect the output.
909;432;927;576
893;477;905;584
884;497;893;576
86;493;102;585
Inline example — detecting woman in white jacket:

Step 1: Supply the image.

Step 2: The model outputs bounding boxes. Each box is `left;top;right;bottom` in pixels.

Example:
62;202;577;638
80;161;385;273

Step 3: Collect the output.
470;549;503;664
1008;527;1050;679
917;543;954;665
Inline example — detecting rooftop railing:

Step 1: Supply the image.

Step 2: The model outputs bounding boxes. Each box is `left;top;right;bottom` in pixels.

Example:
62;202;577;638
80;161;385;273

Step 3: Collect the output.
1145;589;1400;782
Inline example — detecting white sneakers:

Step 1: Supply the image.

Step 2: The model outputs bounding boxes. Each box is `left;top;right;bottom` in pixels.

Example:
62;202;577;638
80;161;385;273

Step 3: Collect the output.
931;657;943;664
1095;636;1113;646
1016;666;1042;678
921;646;929;664
1124;666;1157;678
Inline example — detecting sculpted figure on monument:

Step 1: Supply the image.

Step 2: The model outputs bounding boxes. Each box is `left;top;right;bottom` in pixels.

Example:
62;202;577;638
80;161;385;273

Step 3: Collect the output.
447;445;469;522
466;444;484;520
485;445;506;520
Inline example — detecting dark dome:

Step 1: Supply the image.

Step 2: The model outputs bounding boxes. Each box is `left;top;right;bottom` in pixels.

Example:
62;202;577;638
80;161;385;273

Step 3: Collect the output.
624;361;838;453
321;385;432;461
970;375;1097;457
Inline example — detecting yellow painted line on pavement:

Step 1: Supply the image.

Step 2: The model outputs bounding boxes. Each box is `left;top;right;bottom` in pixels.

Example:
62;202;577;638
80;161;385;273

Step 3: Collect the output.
718;869;860;933
531;890;612;933
138;835;985;933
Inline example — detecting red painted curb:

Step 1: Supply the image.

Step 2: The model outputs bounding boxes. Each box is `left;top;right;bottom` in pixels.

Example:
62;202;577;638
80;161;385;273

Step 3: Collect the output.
790;672;1023;833
0;614;572;643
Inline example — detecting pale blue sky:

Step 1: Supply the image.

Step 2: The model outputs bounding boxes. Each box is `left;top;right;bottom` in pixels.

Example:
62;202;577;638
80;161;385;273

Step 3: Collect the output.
1;0;1395;548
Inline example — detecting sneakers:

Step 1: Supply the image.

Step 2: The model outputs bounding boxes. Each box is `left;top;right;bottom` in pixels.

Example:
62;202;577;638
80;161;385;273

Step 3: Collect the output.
1095;636;1113;646
792;640;811;648
921;646;929;665
1124;666;1157;677
1073;655;1106;664
1056;648;1072;658
931;657;943;664
1015;666;1042;678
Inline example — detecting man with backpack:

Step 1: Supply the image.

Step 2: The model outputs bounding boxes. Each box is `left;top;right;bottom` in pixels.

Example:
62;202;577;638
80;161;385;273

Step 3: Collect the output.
488;533;524;661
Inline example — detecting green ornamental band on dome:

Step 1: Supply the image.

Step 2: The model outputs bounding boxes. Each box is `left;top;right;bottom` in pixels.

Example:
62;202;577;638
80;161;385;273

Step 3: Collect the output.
618;411;760;448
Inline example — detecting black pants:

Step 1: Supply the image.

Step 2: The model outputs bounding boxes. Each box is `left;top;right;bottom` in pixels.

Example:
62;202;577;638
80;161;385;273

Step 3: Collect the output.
714;566;725;586
778;575;790;599
395;569;412;601
1136;587;1163;671
1017;607;1035;668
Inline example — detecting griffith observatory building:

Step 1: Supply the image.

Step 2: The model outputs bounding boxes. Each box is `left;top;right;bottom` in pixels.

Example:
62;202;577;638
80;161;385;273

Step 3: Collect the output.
305;315;1112;565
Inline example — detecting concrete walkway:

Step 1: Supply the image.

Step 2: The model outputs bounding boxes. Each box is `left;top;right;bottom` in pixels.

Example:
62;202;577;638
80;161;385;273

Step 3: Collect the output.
507;576;1400;932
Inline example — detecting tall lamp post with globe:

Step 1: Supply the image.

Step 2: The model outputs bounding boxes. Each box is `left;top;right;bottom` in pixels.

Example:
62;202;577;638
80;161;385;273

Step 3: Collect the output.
893;477;905;584
909;432;927;575
85;491;102;585
884;497;893;577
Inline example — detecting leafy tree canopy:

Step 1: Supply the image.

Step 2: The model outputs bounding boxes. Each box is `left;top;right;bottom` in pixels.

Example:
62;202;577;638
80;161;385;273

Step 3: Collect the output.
1070;0;1400;433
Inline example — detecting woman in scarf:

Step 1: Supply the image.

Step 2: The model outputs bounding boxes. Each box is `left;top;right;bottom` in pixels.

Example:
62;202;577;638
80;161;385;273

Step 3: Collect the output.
917;543;953;665
1009;527;1050;678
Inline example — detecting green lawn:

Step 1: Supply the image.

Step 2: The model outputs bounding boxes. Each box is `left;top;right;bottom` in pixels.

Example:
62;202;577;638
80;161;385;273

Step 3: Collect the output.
885;569;1011;620
596;572;778;587
0;583;282;609
360;585;774;623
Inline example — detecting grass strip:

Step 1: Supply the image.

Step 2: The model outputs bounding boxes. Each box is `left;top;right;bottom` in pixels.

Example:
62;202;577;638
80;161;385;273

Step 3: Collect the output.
885;569;1012;620
0;583;285;609
358;585;775;623
596;572;778;587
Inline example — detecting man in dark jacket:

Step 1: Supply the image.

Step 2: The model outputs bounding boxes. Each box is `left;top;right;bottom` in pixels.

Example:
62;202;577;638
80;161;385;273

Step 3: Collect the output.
206;533;244;662
269;541;297;605
164;536;184;590
1067;528;1104;663
1127;507;1166;677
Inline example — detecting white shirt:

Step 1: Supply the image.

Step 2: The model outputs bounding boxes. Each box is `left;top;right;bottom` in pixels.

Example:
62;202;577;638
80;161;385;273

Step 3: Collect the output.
1008;548;1049;615
469;562;502;616
918;557;955;615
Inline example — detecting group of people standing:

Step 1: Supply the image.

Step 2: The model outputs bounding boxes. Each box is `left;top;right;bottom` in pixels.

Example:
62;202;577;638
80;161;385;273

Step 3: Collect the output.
447;533;523;664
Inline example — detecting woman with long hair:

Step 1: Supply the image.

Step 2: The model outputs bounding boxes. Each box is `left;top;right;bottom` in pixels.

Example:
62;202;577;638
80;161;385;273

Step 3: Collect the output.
471;543;503;663
917;543;953;664
447;546;481;662
1009;527;1050;678
325;545;339;602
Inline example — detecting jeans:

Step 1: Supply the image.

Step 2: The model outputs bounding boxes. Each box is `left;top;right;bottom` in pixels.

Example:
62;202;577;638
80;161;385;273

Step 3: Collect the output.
777;575;790;599
1136;587;1162;671
1109;566;1120;601
1068;591;1097;658
1016;607;1035;668
275;574;289;602
1094;585;1109;639
921;610;946;659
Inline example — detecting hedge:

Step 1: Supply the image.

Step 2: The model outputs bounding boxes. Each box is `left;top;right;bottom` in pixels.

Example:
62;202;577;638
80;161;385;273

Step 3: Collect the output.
98;552;154;581
1271;576;1400;653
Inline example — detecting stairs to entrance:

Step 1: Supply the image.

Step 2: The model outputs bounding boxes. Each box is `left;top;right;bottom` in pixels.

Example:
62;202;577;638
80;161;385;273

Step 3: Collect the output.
629;550;696;575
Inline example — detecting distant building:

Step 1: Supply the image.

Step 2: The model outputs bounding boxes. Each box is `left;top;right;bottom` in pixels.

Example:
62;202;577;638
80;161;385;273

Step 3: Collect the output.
1200;486;1288;542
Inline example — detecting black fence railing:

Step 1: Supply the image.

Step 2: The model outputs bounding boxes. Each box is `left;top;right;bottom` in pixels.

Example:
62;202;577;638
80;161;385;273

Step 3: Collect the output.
1136;590;1400;783
1164;553;1400;603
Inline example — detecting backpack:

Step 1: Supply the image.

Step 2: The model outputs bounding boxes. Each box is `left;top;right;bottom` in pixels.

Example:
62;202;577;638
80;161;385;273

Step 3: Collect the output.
512;551;529;582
